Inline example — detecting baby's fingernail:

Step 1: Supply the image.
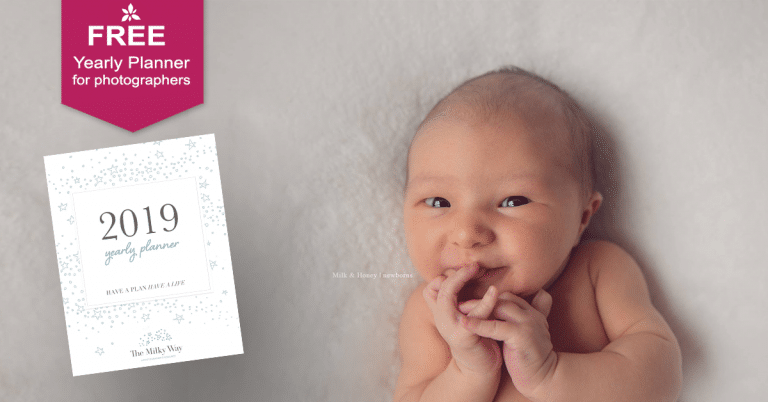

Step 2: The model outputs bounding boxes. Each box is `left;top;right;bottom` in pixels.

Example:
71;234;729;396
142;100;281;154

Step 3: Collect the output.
498;292;515;300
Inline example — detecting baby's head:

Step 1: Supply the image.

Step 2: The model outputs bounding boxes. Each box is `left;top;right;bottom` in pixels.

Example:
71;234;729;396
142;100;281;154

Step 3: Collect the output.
404;67;602;300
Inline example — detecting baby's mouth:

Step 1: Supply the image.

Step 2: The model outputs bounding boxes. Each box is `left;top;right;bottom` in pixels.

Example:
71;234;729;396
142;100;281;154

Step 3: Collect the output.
455;266;508;302
443;264;508;281
472;266;508;282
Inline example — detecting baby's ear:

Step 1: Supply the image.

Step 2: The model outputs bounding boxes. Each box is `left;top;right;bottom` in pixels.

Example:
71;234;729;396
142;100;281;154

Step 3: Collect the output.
577;191;603;238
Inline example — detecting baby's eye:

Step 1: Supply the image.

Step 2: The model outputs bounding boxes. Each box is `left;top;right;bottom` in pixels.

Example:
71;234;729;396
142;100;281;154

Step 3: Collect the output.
425;197;451;208
499;196;530;208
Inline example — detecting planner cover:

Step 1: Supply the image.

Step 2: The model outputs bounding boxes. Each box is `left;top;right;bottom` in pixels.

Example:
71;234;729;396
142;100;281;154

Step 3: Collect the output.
44;134;243;375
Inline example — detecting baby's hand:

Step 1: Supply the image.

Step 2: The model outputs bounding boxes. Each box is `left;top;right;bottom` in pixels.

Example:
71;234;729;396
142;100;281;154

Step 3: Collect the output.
458;289;557;397
423;265;502;376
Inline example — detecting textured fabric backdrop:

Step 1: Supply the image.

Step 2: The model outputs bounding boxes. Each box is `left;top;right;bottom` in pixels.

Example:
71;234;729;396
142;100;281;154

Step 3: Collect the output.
1;1;766;401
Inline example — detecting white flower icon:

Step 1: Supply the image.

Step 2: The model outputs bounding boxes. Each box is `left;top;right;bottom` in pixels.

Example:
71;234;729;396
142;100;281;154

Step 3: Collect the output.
121;4;140;22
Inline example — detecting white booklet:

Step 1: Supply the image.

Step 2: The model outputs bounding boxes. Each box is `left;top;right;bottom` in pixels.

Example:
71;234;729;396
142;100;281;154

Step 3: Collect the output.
44;134;243;376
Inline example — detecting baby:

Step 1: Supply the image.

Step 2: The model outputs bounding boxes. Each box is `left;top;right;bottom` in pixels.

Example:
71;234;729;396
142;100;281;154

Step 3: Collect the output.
393;67;682;402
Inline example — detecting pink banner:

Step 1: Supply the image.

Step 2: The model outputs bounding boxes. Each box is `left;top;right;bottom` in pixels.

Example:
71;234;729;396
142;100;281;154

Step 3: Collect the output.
62;0;204;132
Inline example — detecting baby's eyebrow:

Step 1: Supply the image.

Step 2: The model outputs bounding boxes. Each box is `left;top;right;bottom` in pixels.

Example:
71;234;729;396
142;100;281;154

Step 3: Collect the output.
406;173;539;189
495;172;539;182
405;175;458;191
407;175;453;185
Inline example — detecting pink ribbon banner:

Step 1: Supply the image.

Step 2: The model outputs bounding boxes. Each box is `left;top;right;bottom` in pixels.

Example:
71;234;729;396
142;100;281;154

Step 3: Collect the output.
62;0;204;132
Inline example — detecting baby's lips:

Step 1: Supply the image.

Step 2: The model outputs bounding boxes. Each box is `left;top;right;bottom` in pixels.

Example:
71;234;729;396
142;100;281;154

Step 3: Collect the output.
472;266;488;280
440;263;485;279
443;267;459;277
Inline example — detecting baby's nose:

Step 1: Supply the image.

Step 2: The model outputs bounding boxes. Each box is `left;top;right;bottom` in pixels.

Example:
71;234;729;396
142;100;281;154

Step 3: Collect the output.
449;213;494;249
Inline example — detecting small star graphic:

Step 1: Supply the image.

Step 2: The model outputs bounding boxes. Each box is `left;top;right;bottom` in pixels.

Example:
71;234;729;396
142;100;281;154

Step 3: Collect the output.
58;203;67;211
61;261;69;270
156;151;164;159
222;290;228;295
72;252;80;263
94;312;103;319
185;140;196;150
107;165;119;175
201;194;210;202
94;176;104;185
67;216;75;225
199;180;209;189
207;241;211;246
77;305;85;313
209;261;217;269
174;314;184;324
74;177;81;183
63;298;69;304
142;314;150;322
95;347;104;356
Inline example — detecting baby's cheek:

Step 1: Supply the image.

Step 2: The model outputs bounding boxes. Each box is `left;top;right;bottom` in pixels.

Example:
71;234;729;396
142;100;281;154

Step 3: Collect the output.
440;247;467;270
410;242;439;278
412;254;440;282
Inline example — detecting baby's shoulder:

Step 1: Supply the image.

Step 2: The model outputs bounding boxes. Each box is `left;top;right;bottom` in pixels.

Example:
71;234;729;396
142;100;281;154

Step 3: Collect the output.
569;240;642;288
397;282;451;374
401;282;434;328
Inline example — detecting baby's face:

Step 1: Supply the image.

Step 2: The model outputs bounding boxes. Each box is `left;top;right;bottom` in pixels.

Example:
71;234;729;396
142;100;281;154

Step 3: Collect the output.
404;114;595;300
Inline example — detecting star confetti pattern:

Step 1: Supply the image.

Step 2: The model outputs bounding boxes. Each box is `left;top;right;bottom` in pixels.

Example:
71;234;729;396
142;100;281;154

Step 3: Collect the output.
138;329;172;347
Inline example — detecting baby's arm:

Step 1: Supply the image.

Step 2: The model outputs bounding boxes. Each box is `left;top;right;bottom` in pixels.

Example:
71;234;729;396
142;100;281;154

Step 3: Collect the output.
528;241;682;401
393;268;502;402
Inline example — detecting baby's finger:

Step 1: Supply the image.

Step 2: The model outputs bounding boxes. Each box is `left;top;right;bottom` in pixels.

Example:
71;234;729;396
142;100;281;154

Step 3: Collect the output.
498;292;516;301
491;299;527;323
491;297;549;330
467;286;498;319
499;292;530;304
423;276;446;308
457;286;499;314
460;292;527;316
436;265;479;306
458;299;480;314
530;289;553;318
426;275;445;294
497;291;530;309
459;315;515;342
